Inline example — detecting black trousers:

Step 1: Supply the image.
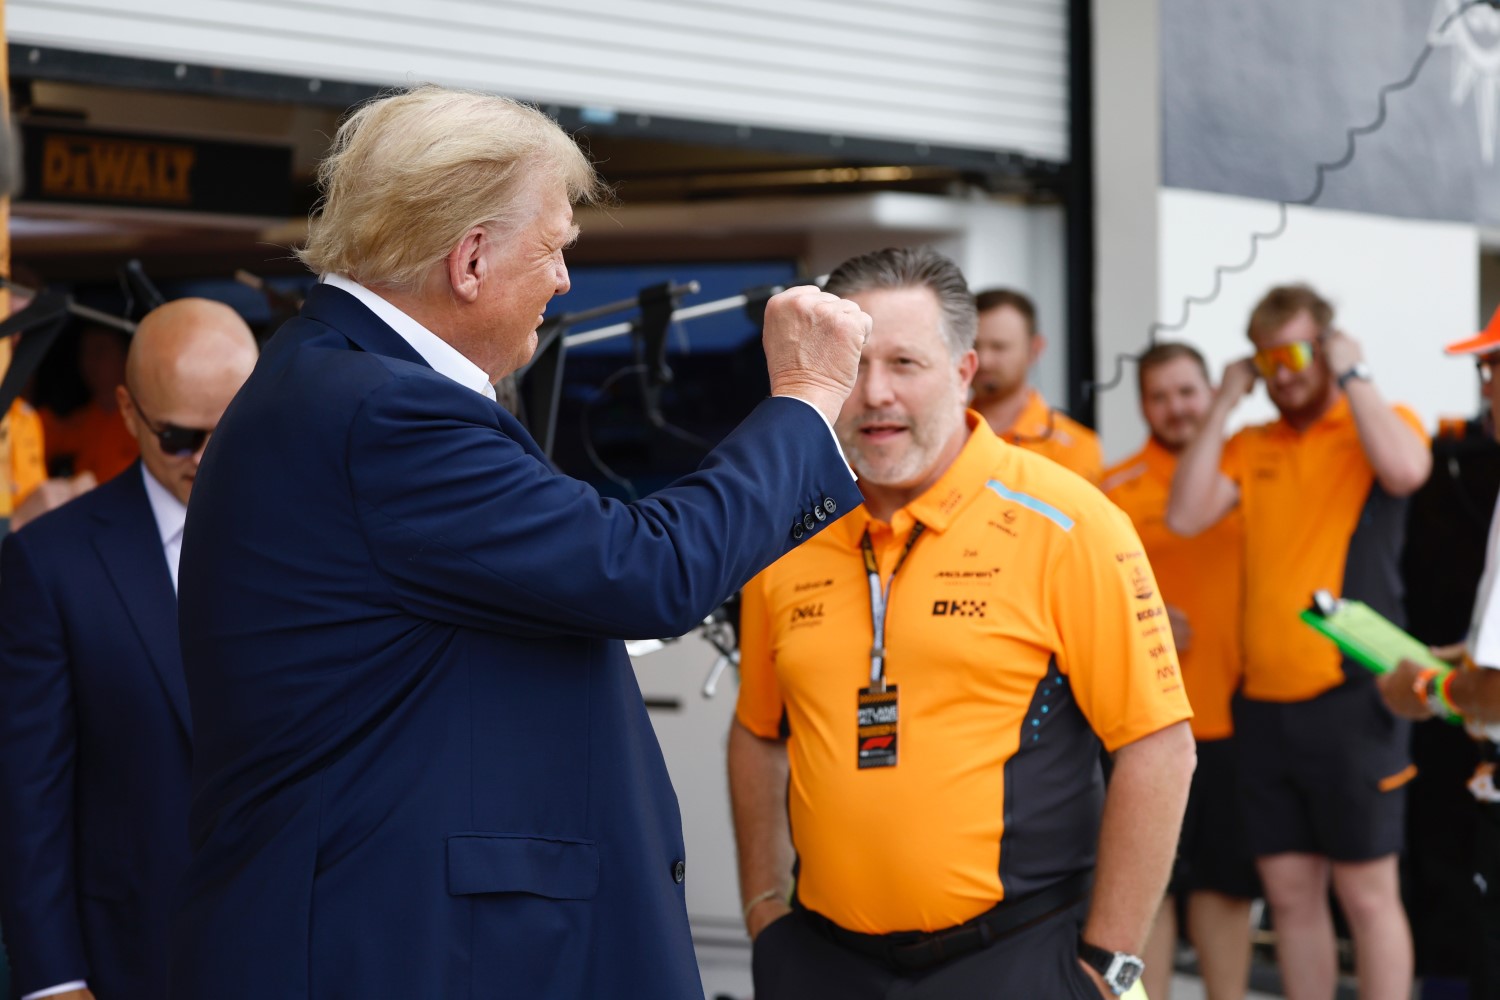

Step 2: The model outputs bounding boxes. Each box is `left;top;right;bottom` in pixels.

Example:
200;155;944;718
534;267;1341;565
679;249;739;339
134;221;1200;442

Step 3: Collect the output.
750;900;1099;1000
1476;800;1500;999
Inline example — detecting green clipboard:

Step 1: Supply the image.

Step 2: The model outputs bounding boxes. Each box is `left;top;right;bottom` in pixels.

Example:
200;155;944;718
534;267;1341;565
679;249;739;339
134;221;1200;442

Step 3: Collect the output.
1298;590;1447;676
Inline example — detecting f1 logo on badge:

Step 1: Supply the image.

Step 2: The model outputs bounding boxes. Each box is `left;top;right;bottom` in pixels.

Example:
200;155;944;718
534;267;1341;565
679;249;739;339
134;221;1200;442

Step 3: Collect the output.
861;736;894;751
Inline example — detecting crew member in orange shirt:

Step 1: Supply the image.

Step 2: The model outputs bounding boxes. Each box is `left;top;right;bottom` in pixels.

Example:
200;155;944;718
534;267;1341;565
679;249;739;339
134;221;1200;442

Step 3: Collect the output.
1103;342;1257;1000
1169;284;1430;1000
730;247;1195;1000
971;288;1103;484
39;326;139;484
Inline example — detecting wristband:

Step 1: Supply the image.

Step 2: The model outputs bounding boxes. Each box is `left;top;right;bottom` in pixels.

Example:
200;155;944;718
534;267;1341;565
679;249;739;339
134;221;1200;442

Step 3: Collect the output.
1413;667;1439;708
1439;669;1463;721
742;887;786;924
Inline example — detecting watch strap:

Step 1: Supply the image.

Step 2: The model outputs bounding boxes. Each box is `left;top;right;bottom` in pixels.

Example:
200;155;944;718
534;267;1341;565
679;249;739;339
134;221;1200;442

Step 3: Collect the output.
1337;363;1370;389
1077;938;1117;975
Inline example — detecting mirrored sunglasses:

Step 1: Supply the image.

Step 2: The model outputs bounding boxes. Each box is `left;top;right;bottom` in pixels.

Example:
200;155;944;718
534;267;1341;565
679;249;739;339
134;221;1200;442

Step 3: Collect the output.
1252;341;1315;379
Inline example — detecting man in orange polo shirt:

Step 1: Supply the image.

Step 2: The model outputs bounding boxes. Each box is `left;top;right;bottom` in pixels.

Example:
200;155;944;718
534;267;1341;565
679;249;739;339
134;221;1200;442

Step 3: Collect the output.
1103;342;1257;1000
1169;284;1430;1000
971;288;1103;484
730;246;1195;1000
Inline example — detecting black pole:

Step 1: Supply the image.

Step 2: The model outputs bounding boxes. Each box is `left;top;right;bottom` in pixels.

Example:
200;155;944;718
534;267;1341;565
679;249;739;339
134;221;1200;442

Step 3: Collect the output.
1065;0;1097;427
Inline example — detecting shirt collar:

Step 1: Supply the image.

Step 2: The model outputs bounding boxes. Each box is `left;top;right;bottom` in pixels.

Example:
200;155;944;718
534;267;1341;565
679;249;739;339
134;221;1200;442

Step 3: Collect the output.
835;410;1008;546
141;463;186;548
323;274;497;401
1002;388;1053;441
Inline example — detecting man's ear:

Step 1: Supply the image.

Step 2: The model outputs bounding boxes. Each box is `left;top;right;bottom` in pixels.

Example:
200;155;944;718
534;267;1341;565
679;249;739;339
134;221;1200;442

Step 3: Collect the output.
957;348;979;391
115;383;140;438
1029;333;1047;367
445;226;489;304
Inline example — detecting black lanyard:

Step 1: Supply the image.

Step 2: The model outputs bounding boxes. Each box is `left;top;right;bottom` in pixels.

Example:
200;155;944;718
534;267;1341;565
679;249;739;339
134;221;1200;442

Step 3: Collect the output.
860;523;925;691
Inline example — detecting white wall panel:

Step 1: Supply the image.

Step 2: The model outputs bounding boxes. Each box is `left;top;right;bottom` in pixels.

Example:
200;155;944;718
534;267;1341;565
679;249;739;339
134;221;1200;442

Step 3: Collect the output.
10;0;1069;160
1157;188;1479;441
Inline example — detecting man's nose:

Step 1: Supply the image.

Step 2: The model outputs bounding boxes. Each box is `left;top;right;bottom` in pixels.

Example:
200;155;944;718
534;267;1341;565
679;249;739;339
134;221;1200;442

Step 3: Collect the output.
859;366;895;406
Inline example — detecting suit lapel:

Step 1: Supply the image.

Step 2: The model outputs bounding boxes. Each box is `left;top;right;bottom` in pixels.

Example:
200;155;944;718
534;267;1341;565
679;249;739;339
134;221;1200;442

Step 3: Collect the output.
91;469;191;738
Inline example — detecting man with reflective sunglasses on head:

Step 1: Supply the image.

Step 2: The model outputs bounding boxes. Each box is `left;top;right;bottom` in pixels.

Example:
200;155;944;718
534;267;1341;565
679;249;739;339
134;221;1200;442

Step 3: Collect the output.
1169;283;1430;1000
0;298;257;1000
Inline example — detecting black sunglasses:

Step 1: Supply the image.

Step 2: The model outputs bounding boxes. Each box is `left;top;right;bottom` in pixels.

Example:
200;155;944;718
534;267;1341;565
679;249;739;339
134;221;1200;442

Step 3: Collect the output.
126;386;212;456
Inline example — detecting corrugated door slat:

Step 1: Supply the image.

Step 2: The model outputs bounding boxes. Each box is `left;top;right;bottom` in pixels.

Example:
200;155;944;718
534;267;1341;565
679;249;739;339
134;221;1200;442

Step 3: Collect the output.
10;0;1069;160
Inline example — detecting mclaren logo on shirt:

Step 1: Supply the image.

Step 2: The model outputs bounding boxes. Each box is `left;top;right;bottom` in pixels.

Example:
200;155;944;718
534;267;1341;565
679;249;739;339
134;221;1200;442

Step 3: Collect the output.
1130;565;1155;601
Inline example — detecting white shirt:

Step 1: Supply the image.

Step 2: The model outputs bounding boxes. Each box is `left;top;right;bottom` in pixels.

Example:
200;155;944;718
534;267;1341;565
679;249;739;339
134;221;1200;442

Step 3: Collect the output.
323;274;496;401
1469;498;1500;742
23;471;186;1000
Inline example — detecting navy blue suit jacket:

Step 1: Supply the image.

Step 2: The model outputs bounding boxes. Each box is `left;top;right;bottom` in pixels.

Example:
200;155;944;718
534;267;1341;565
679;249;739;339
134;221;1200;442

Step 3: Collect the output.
170;284;859;999
0;465;191;1000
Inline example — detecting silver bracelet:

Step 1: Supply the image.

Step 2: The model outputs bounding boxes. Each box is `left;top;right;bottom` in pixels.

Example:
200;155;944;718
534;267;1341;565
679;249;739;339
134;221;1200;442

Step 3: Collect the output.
741;886;786;924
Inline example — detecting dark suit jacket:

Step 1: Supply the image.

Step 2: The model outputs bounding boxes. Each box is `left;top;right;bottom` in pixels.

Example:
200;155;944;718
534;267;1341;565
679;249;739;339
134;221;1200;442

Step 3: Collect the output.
0;464;191;1000
170;284;858;999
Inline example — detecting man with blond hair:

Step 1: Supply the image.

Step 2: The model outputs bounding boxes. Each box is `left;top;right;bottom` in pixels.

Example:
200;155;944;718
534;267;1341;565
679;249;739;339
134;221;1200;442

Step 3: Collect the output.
1170;284;1430;1000
0;299;257;1000
171;86;870;1000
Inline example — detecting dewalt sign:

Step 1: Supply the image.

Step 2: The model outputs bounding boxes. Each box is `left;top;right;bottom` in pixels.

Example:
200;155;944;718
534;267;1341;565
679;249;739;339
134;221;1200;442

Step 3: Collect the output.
41;135;197;204
21;124;292;217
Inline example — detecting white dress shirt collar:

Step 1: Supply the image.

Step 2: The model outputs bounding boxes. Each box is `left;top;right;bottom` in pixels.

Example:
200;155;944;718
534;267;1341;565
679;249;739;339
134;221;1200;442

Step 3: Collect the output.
141;464;187;593
323;274;497;401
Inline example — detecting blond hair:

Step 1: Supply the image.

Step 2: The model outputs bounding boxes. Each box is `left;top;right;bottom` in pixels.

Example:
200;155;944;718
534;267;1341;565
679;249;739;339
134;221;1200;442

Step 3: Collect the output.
297;85;605;289
1247;284;1333;342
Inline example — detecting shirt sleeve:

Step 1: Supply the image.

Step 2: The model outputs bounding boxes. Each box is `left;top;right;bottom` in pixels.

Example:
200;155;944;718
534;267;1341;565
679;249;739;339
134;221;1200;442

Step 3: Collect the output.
1049;499;1194;752
734;568;786;739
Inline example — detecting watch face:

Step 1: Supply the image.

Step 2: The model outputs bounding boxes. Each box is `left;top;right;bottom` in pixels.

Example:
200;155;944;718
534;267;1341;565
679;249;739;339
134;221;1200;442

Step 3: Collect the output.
1105;955;1145;994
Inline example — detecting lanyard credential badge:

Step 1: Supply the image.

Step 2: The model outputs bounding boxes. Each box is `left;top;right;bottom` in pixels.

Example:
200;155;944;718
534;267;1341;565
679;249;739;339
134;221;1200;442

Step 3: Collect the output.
857;523;924;771
857;684;899;768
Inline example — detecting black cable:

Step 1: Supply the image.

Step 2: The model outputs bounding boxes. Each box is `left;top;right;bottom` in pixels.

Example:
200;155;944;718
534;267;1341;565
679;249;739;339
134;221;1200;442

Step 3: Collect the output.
580;363;649;501
1086;0;1493;399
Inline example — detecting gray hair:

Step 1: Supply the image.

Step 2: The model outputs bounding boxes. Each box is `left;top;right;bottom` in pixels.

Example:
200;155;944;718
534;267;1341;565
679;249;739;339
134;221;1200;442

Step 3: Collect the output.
297;85;606;290
822;246;977;358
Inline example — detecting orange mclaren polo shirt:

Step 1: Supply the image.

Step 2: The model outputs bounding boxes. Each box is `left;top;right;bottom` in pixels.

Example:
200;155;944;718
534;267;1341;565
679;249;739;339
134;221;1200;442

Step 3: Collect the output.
1223;397;1427;703
41;402;139;483
992;388;1104;485
1104;440;1244;742
2;399;45;517
737;412;1191;935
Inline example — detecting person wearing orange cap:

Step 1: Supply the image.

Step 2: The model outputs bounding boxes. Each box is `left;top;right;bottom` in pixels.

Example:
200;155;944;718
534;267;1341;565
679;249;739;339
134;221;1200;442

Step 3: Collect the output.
1379;308;1500;999
970;289;1103;484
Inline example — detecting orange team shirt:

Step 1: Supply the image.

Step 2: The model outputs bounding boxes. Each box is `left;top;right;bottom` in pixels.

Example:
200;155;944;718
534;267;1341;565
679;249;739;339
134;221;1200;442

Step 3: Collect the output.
40;403;139;483
993;387;1103;485
1103;440;1244;742
2;399;46;516
737;412;1192;935
1222;397;1428;703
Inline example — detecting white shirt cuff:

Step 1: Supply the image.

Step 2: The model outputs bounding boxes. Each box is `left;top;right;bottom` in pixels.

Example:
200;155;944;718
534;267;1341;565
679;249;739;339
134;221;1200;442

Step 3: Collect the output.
24;982;88;1000
775;395;856;481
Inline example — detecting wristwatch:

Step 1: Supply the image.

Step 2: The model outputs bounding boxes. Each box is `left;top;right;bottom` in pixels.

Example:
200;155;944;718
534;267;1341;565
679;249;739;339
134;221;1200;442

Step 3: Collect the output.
1336;362;1372;389
1078;938;1145;996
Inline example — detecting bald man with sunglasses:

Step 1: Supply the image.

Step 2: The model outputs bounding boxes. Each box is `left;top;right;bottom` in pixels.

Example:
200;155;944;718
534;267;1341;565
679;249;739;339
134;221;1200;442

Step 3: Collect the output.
1169;284;1430;1000
0;299;257;1000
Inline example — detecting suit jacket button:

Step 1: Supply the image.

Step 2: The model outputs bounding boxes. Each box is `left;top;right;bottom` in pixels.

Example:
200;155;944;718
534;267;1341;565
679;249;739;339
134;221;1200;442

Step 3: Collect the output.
672;860;686;884
792;522;805;540
802;512;817;531
823;497;838;515
813;504;827;522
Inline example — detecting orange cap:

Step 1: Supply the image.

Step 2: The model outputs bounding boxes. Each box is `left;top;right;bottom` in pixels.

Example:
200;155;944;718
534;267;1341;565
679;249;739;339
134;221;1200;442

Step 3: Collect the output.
1446;306;1500;355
